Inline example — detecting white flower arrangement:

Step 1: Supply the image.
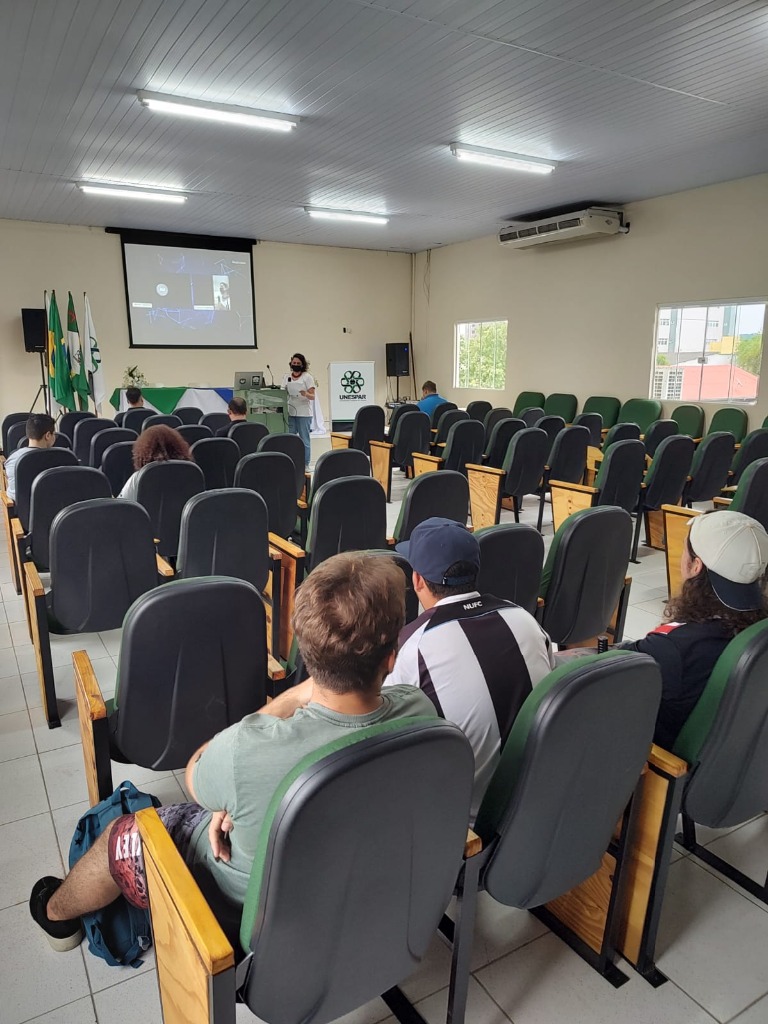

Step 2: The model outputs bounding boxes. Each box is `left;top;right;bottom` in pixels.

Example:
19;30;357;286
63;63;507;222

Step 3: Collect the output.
122;365;148;388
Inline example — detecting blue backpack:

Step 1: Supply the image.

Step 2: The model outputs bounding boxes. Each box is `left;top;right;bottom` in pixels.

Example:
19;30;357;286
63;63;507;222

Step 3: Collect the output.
69;781;160;968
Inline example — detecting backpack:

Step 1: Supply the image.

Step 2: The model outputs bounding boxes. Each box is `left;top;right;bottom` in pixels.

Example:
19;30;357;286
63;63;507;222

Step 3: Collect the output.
69;780;161;968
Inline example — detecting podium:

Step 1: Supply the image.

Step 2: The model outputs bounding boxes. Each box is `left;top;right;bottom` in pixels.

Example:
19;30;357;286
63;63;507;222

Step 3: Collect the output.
235;387;289;433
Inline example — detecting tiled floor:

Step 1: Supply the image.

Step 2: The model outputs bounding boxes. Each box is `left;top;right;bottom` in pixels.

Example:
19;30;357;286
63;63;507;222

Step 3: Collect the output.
1;470;766;1024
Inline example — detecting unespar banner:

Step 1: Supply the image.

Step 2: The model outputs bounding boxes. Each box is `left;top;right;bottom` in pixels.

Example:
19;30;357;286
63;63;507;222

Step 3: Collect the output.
328;361;376;420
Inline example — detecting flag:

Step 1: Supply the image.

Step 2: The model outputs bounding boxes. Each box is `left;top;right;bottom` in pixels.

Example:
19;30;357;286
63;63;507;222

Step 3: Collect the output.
83;294;106;413
44;291;59;416
66;292;90;411
47;290;75;411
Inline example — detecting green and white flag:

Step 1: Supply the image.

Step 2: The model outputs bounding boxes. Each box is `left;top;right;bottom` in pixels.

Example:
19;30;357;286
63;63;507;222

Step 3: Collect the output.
82;294;106;413
67;292;89;411
47;290;75;412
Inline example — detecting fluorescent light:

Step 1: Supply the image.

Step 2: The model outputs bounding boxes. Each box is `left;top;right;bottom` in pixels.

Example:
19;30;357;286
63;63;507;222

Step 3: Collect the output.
450;143;556;174
77;183;187;203
138;90;298;131
305;207;388;225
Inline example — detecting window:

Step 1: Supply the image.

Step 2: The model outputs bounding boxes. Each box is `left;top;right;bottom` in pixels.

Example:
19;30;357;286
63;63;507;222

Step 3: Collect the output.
651;301;766;404
454;319;507;390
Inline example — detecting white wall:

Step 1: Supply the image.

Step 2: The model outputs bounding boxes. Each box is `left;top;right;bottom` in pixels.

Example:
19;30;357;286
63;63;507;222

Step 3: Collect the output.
412;173;768;426
0;220;412;422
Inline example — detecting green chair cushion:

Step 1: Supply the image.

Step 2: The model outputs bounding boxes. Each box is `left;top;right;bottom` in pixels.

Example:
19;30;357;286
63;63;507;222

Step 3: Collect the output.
583;396;620;428
708;407;748;443
617;399;662;433
671;405;704;439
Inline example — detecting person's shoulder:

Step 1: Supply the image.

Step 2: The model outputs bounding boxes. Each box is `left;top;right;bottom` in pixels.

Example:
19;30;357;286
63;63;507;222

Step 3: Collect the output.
382;684;438;717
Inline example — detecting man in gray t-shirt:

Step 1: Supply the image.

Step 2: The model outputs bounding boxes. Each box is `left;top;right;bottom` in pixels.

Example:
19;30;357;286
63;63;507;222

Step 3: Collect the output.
30;552;434;953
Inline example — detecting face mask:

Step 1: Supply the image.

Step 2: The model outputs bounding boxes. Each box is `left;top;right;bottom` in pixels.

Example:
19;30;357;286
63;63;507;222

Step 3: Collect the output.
290;364;302;371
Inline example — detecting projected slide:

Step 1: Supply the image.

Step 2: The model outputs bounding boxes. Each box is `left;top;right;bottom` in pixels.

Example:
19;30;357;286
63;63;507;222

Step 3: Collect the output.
123;242;256;348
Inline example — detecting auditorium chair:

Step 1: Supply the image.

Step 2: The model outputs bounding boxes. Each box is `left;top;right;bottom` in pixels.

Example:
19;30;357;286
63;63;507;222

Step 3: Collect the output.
1;412;28;454
142;413;183;432
582;395;621;429
133;460;206;561
466;399;492;422
670;404;705;440
89;427;136;469
6;421;28;453
199;411;231;434
417;652;662;1024
481;416;525;468
14;433;73;451
535;414;566;457
572;412;603;447
550;438;646;531
365;549;419;623
58;410;95;442
25;499;168;727
726;427;768;489
519;406;545;427
176;424;213;446
474;523;544;614
543;392;578;422
535;425;590;532
257;433;306;499
191;436;240;489
227;421;269;456
113;411;126;427
643;419;679;460
386;401;416;437
707;406;748;443
429;400;457;428
631;434;695;561
681;431;735;507
467;426;549;529
100;441;135;496
235;452;301;540
305;476;386;571
413;419;484;476
538;506;633;647
390;471;469;544
298;448;370;544
136;719;473;1024
173;405;204;425
123;407;156;433
75;576;284;805
617;398;662;434
330;404;385;456
511;390;545;416
482;406;514;447
714;458;768;529
369;410;431;500
71;416;114;463
603;421;641;450
431;408;468;452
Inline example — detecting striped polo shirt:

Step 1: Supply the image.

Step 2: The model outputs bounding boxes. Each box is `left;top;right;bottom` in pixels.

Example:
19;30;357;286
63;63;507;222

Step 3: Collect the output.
385;591;556;817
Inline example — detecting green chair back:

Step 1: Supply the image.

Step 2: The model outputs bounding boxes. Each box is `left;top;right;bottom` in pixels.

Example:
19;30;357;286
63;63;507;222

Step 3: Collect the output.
543;393;578;421
708;407;748;443
671;404;704;439
512;391;545;417
583;396;620;428
617;399;662;434
729;458;768;530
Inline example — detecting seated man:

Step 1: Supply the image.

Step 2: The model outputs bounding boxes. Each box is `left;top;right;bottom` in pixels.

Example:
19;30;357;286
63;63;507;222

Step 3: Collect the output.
30;552;434;952
216;396;248;436
416;380;446;417
125;386;144;409
3;413;56;500
385;517;556;816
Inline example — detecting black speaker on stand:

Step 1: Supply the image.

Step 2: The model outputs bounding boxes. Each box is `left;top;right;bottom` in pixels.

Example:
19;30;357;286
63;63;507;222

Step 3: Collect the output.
21;308;50;414
386;342;410;402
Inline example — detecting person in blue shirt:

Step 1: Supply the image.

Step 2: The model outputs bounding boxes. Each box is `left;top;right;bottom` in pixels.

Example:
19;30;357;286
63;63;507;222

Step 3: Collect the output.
417;381;446;417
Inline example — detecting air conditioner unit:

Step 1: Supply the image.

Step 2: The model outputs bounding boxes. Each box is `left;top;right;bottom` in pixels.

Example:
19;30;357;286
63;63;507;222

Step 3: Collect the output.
499;208;625;249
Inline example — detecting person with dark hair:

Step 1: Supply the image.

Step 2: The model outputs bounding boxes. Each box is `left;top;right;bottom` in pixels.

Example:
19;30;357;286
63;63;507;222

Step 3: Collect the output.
215;397;248;436
385;517;555;816
3;413;56;500
282;352;315;467
615;510;768;749
118;425;192;501
125;387;143;408
417;380;446;417
29;552;433;953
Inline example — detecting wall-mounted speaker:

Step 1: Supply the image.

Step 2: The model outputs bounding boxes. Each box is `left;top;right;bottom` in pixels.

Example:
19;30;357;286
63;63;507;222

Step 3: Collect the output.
386;342;410;377
21;308;47;353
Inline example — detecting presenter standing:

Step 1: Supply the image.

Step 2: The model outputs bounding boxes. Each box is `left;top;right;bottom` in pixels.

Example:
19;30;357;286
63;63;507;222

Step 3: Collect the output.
282;352;315;467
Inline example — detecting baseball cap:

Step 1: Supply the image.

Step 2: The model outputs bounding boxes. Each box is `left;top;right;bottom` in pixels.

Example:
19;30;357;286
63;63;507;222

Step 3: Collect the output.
688;511;768;612
396;517;480;586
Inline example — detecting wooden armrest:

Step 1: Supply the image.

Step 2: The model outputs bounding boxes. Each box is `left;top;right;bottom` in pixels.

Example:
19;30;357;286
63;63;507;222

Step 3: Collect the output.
712;497;732;508
660;503;695;518
156;555;174;577
693;437;703;444
74;649;111;805
370;440;393;450
24;560;45;598
73;650;106;720
647;743;688;777
465;828;483;858
268;533;305;558
268;654;286;680
721;485;737;494
330;432;351;440
549;480;598;495
466;463;503;477
297;498;308;510
1;492;14;507
537;596;545;608
414;453;442;464
436;442;446;450
11;518;26;541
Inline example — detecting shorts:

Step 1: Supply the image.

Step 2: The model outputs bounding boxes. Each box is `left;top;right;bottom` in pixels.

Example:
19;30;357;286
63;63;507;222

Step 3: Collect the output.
108;803;209;909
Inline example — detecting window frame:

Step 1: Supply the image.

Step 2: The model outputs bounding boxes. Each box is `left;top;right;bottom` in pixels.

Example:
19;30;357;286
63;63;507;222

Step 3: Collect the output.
453;318;508;391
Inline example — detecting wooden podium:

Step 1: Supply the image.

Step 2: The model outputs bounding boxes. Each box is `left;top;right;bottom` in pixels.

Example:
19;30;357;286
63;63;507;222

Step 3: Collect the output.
234;387;289;433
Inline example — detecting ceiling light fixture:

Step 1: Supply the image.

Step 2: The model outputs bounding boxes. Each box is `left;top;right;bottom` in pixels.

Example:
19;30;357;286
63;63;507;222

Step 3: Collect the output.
77;183;188;203
138;91;299;131
305;206;389;225
449;143;557;175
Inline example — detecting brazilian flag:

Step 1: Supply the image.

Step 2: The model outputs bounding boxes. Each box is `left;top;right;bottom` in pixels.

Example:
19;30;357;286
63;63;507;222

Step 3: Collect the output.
47;290;75;411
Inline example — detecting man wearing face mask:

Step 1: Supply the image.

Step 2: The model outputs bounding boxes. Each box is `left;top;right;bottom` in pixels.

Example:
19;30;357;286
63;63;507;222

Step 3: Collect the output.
282;352;315;467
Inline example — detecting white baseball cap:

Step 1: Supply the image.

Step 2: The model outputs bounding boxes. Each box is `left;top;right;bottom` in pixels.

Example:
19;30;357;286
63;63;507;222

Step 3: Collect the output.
688;511;768;611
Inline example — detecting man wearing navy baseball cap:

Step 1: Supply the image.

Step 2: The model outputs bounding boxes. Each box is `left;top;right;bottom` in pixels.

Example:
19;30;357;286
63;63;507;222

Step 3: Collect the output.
386;517;555;817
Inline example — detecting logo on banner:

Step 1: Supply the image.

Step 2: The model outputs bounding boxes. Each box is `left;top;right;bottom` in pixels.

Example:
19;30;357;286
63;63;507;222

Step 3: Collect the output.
341;370;364;394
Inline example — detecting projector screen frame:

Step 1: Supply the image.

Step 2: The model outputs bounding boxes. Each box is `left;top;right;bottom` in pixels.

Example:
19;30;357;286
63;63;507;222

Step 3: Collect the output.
109;227;258;350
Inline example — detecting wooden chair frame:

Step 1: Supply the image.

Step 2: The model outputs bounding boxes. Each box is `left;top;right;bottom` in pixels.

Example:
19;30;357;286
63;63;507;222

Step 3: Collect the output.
2;490;22;594
550;480;600;533
467;463;504;529
662;504;701;598
266;533;305;662
330;432;352;449
369;440;394;501
538;577;633;649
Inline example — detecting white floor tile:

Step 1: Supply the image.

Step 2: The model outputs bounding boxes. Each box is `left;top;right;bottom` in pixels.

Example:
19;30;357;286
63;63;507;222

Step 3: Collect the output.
696;815;768;906
656;858;768;1021
21;668;43;708
29;702;83;753
0;646;21;678
0;708;36;761
0;811;63;911
51;801;90;864
408;977;507;1024
477;931;717;1024
99;629;122;658
21;996;97;1022
10;618;32;646
623;606;666;642
40;744;90;810
729;993;768;1023
1;900;90;1024
92;970;162;1024
108;762;175;792
0;752;49;825
82;943;156;995
0;620;12;648
0;672;27;715
4;597;28;623
447;891;549;972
